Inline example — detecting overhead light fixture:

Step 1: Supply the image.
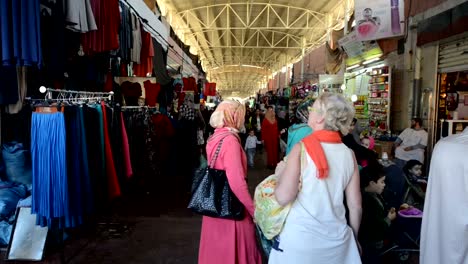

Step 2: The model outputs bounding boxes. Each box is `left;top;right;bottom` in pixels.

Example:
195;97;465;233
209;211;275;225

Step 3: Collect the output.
39;86;47;93
347;64;360;70
363;57;381;65
351;94;358;102
241;64;262;69
281;66;287;73
368;63;386;70
340;84;346;91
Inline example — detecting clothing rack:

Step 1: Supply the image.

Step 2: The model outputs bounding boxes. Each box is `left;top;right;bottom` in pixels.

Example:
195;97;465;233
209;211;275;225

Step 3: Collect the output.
36;87;115;102
121;105;160;114
121;106;157;109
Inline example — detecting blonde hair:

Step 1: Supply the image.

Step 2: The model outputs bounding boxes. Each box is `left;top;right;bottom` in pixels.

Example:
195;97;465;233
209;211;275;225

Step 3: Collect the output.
315;93;355;135
209;100;246;130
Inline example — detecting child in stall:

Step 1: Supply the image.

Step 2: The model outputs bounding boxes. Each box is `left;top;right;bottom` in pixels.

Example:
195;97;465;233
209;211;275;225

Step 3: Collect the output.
402;160;427;209
359;163;397;264
360;136;376;168
361;136;375;151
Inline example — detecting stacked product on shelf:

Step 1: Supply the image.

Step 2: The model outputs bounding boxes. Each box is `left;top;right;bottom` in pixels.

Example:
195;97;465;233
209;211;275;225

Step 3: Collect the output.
354;95;369;129
367;66;391;136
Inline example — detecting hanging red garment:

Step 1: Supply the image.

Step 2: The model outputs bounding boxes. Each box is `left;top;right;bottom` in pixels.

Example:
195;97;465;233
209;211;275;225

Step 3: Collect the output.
81;0;120;53
120;113;133;178
120;62;128;77
182;77;197;91
261;118;279;168
101;102;121;199
103;72;113;92
144;80;160;106
151;114;175;164
190;77;198;93
204;82;217;97
177;92;186;111
133;31;154;77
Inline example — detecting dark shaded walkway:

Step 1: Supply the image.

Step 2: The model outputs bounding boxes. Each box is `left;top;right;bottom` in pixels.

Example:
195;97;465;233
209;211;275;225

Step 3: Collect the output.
0;151;418;263
0;153;269;264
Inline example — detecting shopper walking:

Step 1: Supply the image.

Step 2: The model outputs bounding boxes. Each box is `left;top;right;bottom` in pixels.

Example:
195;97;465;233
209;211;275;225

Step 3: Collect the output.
244;129;261;168
286;99;314;156
262;106;280;169
198;100;262;264
269;93;362;264
420;127;468;264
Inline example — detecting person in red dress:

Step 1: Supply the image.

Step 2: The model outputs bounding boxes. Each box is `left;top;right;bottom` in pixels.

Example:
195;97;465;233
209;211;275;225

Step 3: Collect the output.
262;105;280;169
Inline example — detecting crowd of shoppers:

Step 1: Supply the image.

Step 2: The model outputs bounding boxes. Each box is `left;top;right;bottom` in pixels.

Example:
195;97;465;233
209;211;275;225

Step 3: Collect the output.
194;92;465;264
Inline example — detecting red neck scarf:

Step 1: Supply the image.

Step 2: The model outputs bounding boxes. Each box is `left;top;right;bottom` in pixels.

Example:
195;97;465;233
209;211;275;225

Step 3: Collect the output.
302;130;342;179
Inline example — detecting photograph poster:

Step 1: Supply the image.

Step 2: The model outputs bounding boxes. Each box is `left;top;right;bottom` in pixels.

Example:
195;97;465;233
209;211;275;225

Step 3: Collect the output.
354;0;405;41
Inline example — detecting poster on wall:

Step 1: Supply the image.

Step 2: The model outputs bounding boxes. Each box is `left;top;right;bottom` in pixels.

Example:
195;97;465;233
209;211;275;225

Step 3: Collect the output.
354;0;405;41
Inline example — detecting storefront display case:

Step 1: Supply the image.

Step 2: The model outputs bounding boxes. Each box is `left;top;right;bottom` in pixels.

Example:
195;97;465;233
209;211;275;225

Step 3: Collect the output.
367;66;391;136
353;95;369;129
436;72;468;140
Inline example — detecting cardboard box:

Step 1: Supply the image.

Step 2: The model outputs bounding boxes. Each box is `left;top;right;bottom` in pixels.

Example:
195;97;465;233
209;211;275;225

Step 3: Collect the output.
374;140;394;159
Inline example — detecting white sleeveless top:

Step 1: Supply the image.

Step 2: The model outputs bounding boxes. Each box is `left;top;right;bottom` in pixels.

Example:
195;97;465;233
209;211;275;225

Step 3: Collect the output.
269;143;361;264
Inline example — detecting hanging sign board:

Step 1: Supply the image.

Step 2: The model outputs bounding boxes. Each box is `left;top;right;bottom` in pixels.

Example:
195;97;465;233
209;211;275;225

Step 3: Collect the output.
354;0;405;41
338;31;383;66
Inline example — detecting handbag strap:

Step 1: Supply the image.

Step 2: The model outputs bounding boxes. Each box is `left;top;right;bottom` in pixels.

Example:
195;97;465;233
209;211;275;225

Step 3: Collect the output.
208;138;225;168
298;142;307;191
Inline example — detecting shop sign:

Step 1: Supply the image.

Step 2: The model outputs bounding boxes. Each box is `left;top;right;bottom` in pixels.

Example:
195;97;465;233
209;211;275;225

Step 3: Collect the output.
338;31;383;66
354;0;405;41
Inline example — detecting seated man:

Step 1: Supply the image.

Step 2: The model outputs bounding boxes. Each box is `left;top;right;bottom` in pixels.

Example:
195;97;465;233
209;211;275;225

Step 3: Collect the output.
393;117;428;168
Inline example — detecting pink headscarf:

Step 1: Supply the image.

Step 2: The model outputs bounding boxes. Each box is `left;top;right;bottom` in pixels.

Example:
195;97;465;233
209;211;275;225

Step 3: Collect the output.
213;100;246;130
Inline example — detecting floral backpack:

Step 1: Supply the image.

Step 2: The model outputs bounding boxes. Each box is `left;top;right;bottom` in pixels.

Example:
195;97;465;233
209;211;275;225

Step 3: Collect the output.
254;142;307;240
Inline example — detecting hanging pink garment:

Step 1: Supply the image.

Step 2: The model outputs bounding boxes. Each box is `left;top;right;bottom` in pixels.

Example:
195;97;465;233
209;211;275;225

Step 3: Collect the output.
101;102;121;199
120;113;133;178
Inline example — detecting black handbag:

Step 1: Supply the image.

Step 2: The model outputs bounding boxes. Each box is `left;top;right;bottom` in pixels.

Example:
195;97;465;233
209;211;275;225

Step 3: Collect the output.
188;137;244;220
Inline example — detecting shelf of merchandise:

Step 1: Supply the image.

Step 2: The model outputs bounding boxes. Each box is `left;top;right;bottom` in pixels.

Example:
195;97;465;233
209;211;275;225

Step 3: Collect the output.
354;95;369;129
367;66;391;136
439;119;468;138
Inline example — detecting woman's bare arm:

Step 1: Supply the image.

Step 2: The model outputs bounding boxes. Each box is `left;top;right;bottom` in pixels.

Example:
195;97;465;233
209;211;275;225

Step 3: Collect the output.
275;144;301;206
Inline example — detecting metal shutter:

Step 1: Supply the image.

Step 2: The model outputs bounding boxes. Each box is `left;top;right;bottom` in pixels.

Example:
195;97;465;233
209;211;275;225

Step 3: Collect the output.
438;37;468;73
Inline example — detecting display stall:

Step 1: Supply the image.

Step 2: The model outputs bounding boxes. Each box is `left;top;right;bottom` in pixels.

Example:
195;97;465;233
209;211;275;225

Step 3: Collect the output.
367;65;392;136
436;71;468;139
288;81;318;123
344;62;392;137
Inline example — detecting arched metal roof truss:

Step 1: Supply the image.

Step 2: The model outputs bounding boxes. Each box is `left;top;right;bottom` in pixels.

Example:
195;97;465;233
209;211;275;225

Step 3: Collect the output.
158;0;353;96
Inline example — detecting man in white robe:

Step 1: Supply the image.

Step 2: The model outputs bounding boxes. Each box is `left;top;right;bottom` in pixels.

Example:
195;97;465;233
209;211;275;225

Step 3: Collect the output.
420;127;468;264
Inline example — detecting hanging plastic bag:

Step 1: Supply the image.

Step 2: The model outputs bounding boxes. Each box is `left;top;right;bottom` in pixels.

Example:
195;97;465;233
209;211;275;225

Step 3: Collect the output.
254;142;307;240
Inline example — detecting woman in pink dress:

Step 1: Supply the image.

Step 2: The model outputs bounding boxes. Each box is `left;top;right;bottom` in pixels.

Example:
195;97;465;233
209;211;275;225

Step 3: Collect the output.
198;100;262;264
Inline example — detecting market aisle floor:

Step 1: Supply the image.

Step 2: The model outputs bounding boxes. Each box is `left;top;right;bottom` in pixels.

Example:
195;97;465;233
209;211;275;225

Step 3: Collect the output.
0;150;419;264
0;152;271;264
67;152;270;264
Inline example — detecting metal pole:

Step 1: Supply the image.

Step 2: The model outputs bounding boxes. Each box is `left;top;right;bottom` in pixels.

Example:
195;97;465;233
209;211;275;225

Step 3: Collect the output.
301;44;305;82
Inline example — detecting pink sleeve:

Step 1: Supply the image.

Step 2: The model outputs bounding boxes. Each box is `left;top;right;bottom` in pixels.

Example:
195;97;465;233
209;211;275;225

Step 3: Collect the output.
217;136;255;217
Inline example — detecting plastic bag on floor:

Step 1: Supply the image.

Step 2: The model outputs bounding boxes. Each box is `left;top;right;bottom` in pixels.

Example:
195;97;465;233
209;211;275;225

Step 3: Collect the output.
0;220;12;245
0;182;28;218
2;142;32;187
